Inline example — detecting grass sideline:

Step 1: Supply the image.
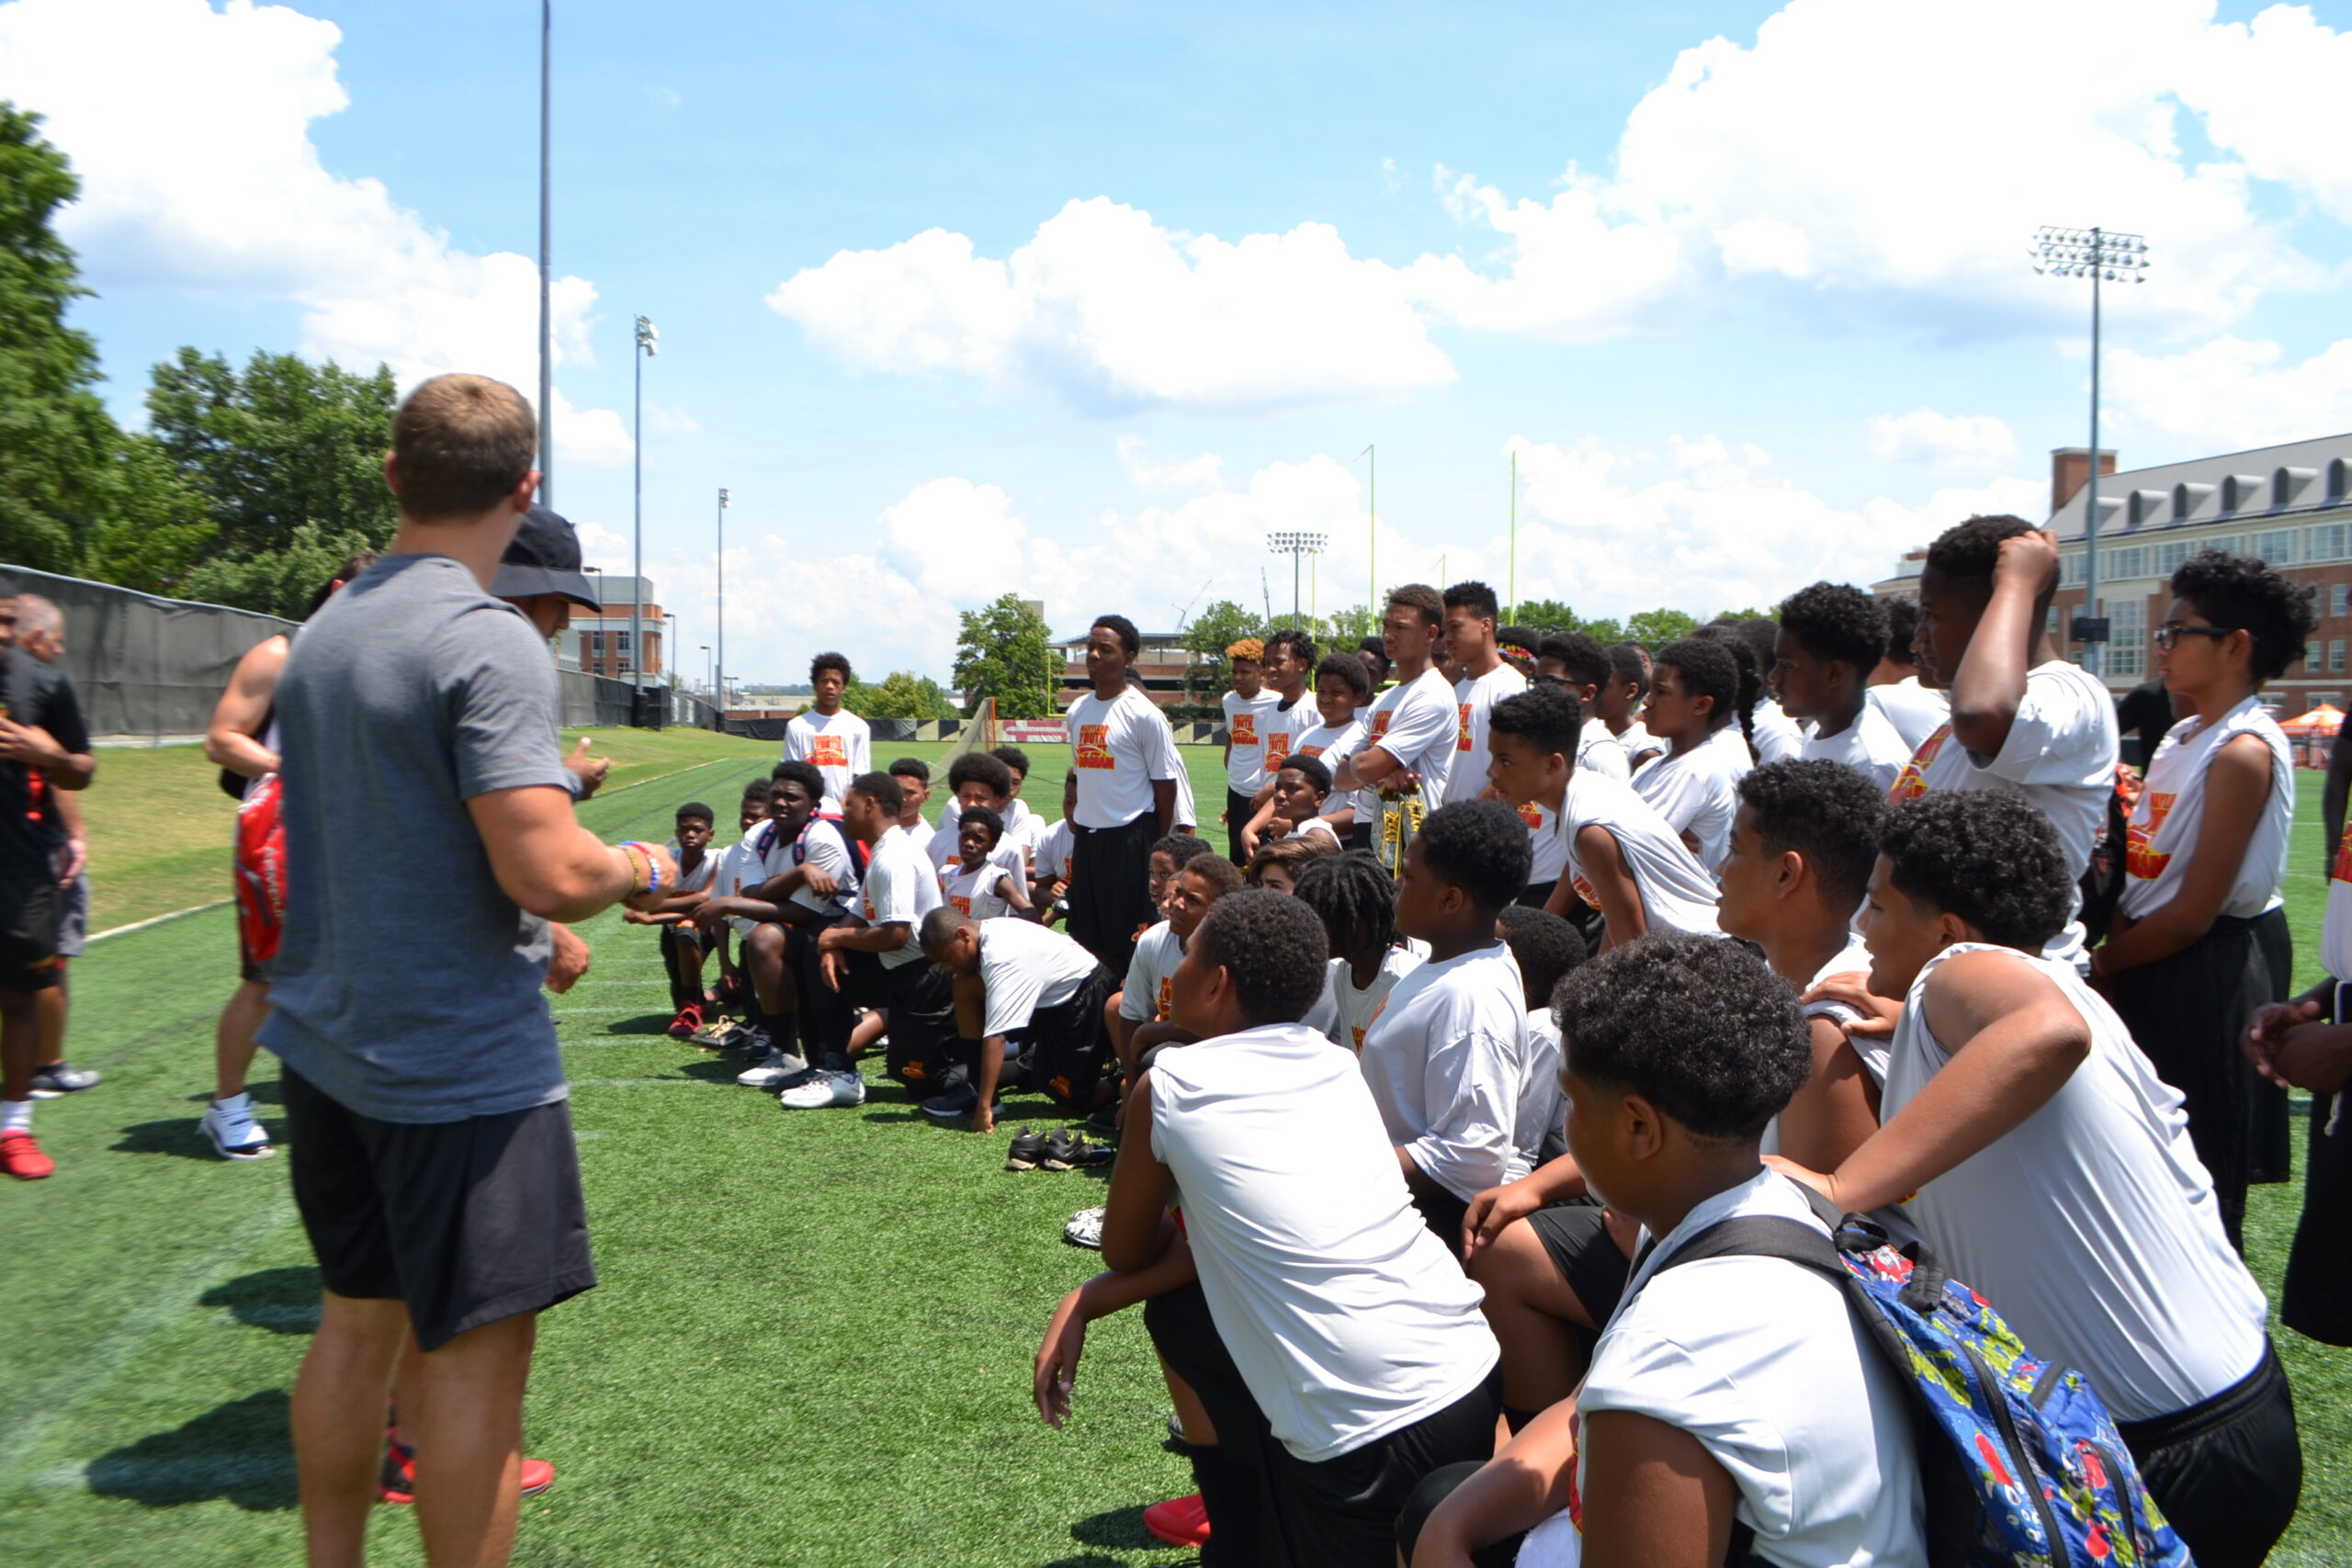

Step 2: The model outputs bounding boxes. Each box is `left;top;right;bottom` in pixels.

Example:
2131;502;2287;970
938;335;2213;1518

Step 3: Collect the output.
3;735;2346;1565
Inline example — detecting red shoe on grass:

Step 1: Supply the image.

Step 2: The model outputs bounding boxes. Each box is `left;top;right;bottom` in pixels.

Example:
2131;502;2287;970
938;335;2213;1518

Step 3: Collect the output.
1143;1491;1210;1547
0;1130;53;1180
666;1004;705;1041
378;1434;555;1505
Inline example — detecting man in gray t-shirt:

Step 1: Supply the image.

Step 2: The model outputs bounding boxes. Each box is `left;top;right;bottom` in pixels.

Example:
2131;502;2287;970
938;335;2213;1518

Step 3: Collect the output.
264;372;674;1568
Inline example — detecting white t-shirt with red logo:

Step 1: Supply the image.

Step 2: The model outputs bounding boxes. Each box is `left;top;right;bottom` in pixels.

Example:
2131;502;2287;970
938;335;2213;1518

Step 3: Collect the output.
2117;695;2291;922
942;858;1023;921
1222;688;1284;795
857;827;930;967
1452;662;1527;807
1361;668;1459;809
1065;686;1182;829
1262;693;1319;777
781;708;872;809
1560;770;1721;936
1120;919;1185;1024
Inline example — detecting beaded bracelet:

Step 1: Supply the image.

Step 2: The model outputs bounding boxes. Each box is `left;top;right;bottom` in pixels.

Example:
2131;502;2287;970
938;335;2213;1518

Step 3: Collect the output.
616;842;649;897
620;840;662;897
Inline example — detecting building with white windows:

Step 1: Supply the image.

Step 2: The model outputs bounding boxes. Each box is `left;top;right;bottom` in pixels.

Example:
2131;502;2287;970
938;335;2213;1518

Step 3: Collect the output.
1877;436;2352;708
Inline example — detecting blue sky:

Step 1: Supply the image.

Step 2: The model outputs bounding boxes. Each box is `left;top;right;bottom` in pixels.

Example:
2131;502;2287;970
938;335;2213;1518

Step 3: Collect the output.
6;0;2352;684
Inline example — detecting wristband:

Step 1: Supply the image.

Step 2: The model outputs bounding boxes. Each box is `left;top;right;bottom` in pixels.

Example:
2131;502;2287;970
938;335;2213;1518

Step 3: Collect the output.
621;841;662;897
617;842;649;898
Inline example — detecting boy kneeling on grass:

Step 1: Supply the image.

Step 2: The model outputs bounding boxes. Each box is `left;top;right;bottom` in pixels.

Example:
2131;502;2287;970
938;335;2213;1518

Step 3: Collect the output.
1035;890;1500;1568
1402;936;1928;1568
619;801;722;1038
918;908;1119;1131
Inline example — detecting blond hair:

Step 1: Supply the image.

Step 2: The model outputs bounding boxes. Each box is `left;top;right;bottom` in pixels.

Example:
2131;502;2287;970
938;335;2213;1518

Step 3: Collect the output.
391;374;537;521
1226;637;1266;664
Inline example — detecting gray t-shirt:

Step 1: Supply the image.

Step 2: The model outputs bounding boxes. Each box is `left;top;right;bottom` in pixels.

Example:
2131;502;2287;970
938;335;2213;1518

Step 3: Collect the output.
259;554;572;1123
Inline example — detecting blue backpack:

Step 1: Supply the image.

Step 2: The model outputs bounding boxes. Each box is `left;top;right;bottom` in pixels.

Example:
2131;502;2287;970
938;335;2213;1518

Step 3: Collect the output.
1653;1191;2194;1568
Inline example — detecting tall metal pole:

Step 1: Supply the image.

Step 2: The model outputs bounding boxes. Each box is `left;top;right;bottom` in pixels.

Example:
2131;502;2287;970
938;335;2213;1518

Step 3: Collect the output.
536;0;552;504
1509;450;1517;618
1368;445;1377;623
2084;230;2103;680
1292;548;1302;626
716;487;729;720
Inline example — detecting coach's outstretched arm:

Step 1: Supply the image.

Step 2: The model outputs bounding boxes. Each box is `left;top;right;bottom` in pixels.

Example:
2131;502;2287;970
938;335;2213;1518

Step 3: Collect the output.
469;784;678;924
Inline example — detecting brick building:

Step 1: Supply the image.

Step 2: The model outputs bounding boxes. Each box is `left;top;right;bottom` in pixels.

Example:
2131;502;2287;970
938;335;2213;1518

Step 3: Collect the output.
556;575;666;683
1051;626;1197;708
1876;435;2352;711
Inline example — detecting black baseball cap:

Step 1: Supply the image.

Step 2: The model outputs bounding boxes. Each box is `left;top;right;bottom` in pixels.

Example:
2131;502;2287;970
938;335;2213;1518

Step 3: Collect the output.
492;505;601;610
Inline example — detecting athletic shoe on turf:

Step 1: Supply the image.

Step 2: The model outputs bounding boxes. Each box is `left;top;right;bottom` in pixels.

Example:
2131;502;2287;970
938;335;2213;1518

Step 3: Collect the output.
378;1436;554;1505
0;1130;53;1180
689;1017;748;1051
1143;1493;1211;1547
665;1004;704;1041
1041;1127;1085;1171
28;1062;100;1097
735;1048;811;1089
1082;1103;1121;1141
778;1070;865;1110
918;1083;1003;1122
1005;1125;1046;1171
1063;1205;1104;1249
199;1092;274;1161
1166;1410;1185;1443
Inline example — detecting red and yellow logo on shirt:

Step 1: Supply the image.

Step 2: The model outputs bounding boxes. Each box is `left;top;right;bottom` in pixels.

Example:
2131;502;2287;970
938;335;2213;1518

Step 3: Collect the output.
2335;822;2352;886
2124;793;2177;882
1572;874;1601;910
1517;801;1544;831
1888;724;1951;804
1349;1025;1366;1054
1265;731;1292;768
808;734;848;768
1457;703;1475;751
1369;710;1393;740
1297;741;1324;759
1230;714;1259;748
1156;976;1173;1021
1075;724;1114;770
948;894;973;917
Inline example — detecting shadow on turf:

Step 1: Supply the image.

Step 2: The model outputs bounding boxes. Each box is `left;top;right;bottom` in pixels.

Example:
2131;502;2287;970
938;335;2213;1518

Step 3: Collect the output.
597;1014;675;1036
1061;1502;1170;1555
85;1389;297;1511
113;1115;285;1160
201;1267;323;1335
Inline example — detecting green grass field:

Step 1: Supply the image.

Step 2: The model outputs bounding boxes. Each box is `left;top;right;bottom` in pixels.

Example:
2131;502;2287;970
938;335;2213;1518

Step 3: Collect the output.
2;729;2346;1566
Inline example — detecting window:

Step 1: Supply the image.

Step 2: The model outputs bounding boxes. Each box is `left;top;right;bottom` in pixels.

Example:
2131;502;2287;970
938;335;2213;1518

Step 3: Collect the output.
2105;545;2152;581
2310;523;2348;563
2254;528;2300;565
587;632;604;654
2045;606;2059;638
2315;692;2345;710
2310;639;2327;671
2334;584;2349;618
2209;534;2244;558
2061;551;2085;588
2108;600;2146;679
2334;640;2347;675
616;632;631;652
2158;540;2193;577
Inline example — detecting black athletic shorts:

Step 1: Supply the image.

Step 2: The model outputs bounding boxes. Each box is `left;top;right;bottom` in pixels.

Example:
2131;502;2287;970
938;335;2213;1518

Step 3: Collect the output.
1030;962;1120;1114
1527;1201;1629;1325
658;923;706;1010
2285;1094;2352;1345
1226;786;1256;866
1146;1280;1502;1568
1343;823;1374;854
1412;1187;1472;1261
1068;813;1158;973
1396;1461;1522;1568
281;1068;595;1352
0;875;62;991
2117;1339;2301;1568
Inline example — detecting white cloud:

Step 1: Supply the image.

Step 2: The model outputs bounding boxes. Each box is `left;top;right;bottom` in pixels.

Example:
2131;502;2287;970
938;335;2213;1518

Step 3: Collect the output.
0;0;627;434
1864;409;2018;472
2106;335;2352;454
646;402;701;434
767;197;1455;411
1116;436;1224;491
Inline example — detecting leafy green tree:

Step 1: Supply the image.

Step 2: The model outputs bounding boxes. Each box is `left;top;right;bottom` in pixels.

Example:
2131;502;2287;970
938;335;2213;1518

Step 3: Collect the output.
146;347;398;565
79;433;216;593
176;523;379;620
846;670;958;721
954;592;1057;719
1624;607;1701;647
0;105;147;572
1180;599;1266;698
1314;603;1382;647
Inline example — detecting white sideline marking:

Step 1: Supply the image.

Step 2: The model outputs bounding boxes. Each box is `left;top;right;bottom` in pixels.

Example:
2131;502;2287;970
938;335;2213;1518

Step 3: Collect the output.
570;1077;715;1089
87;900;231;943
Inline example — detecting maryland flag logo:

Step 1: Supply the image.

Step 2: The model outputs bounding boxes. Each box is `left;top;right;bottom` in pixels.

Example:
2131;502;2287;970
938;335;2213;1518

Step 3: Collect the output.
1370;710;1393;739
1075;724;1114;770
1349;1025;1366;1054
1230;714;1259;747
948;894;973;916
2124;793;2177;882
1297;740;1325;759
1156;976;1173;1021
808;734;848;768
1517;801;1544;831
1888;724;1951;804
1457;703;1475;751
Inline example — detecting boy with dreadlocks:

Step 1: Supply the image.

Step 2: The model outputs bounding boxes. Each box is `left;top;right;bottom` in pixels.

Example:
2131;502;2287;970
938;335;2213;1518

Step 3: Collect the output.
1293;851;1424;1056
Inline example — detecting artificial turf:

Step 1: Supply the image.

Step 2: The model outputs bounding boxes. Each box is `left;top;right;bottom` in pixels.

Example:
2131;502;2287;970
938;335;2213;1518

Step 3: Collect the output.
1;731;2346;1565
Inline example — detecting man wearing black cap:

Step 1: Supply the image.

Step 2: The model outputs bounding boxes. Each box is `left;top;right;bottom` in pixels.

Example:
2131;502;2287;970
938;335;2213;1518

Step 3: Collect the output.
0;572;95;1180
495;504;613;803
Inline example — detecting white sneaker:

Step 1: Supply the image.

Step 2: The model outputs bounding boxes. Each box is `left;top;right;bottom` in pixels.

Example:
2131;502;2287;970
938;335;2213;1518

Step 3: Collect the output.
736;1050;810;1089
779;1070;865;1110
200;1092;274;1160
1064;1205;1105;1250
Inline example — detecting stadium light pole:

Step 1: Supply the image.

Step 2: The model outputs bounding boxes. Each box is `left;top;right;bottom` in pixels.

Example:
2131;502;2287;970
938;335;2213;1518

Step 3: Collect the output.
631;314;658;694
716;487;728;723
701;644;712;698
2032;226;2147;681
537;0;553;505
1268;531;1328;630
1509;449;1518;618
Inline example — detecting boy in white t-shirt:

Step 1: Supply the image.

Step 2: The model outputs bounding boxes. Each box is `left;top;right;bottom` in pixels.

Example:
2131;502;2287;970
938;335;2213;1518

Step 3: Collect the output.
1260;756;1341;850
1777;581;1911;794
921;908;1119;1131
1444;580;1527;813
617;801;723;1039
940;807;1034;921
1865;593;1949;752
929;752;1030;879
1330;585;1458;870
1063;615;1182;973
1601;642;1660;770
1784;790;2293;1568
1630;637;1746;870
1890;516;2117;967
1217;637;1281;866
689;777;784;1045
1113;854;1242;1076
1243;653;1368;855
1403;936;1927;1568
779;651;871;810
1037;890;1501;1568
1360;799;1532;1247
1293;851;1423;1055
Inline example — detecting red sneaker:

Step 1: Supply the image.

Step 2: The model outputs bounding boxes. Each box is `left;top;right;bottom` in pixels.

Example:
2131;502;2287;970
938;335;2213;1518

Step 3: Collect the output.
1143;1492;1211;1547
377;1436;556;1504
0;1130;53;1180
666;1004;704;1040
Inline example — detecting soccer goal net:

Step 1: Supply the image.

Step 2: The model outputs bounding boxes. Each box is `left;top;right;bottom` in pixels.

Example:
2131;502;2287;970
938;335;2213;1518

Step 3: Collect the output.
938;696;1001;771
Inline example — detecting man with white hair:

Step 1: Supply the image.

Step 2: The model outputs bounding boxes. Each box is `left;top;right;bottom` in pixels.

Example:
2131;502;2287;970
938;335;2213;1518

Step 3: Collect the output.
12;596;99;1102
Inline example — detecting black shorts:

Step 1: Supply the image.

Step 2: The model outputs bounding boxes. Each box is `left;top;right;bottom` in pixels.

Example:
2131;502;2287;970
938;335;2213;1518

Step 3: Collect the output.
658;923;706;1010
1527;1201;1629;1325
1514;879;1555;910
1068;813;1158;973
0;875;62;991
1146;1280;1501;1568
2285;1093;2352;1345
1028;962;1119;1113
2117;1339;2301;1568
282;1068;595;1351
1343;823;1374;854
1412;1187;1471;1260
1226;786;1256;866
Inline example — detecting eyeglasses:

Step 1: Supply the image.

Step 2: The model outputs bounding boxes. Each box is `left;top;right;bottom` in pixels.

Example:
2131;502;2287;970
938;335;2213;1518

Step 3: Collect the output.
2152;623;2237;650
